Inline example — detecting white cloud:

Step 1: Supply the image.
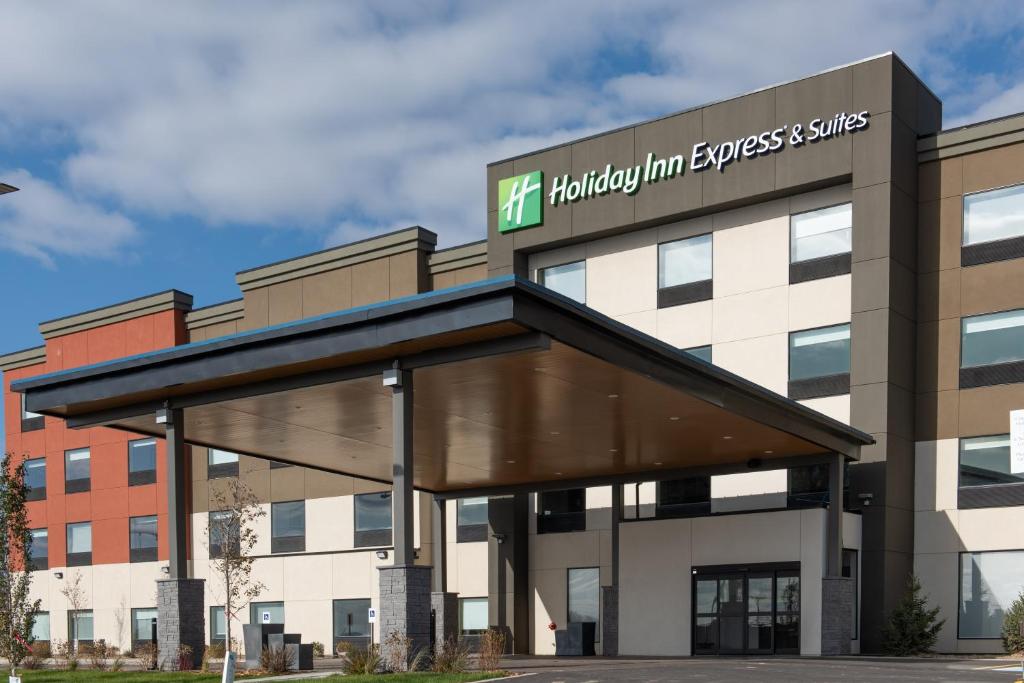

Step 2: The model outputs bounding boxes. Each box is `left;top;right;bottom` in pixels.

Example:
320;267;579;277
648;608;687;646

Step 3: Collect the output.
0;1;1023;255
0;169;137;267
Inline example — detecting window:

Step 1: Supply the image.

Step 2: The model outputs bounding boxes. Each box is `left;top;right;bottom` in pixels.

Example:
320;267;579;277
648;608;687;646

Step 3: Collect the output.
538;261;586;304
788;463;830;507
333;598;371;649
963;183;1024;266
29;529;48;570
271;501;305;553
25;458;46;501
128;438;157;486
66;522;92;567
209;510;239;558
656;477;711;517
210;606;226;645
456;497;488;542
960;309;1024;388
68;610;93;647
842;549;859;640
788;324;851;399
131;608;158;648
20;394;44;432
790;203;852;283
208;449;239;479
250;601;285;626
960;550;1024;638
567;567;600;639
354;492;392;547
958;435;1024;508
64;448;90;493
129;515;158;563
31;612;49;643
683;345;712;363
459;597;488;635
538;489;586;534
658;234;713;307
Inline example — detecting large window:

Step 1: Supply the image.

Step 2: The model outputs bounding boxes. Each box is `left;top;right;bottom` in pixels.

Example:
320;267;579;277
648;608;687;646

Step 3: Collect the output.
538;489;586;534
66;522;92;567
128;438;157;486
960;550;1024;638
208;449;239;479
20;394;44;432
208;510;239;559
790;203;852;283
656;477;711;517
354;492;392;547
25;458;46;501
567;567;600;639
333;598;371;649
271;500;305;553
459;597;488;635
131;608;158;648
129;515;158;563
250;601;285;626
210;606;226;645
963;183;1024;266
658;234;713;307
64;448;90;494
29;529;48;570
456;497;488;542
68;610;93;647
538;261;586;304
960;309;1024;388
31;612;49;644
958;435;1024;508
788;324;851;399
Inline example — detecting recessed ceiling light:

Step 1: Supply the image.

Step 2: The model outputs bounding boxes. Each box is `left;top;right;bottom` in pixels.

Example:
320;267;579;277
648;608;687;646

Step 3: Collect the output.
722;435;733;440
608;393;619;399
609;448;618;453
763;450;773;455
550;431;560;436
554;471;563;476
654;462;663;466
669;416;680;421
506;460;516;464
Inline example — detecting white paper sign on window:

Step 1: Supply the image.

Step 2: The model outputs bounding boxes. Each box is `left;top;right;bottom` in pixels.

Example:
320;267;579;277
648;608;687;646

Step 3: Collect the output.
1010;409;1024;474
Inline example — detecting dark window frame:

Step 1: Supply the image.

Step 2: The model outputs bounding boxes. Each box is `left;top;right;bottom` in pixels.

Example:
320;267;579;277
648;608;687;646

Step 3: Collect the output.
128;438;157;486
20;393;44;432
961;182;1024;267
538;489;586;534
208;510;240;559
787;323;851;400
788;202;853;284
68;610;94;649
657;234;713;309
207;449;240;479
129;515;159;563
271;500;306;554
959;308;1024;389
458;596;489;635
537;260;587;305
25;457;46;502
655;477;711;518
29;528;48;571
957;548;1024;640
566;566;601;642
333;598;371;651
31;611;50;644
64;448;91;494
353;492;393;548
130;607;158;650
66;522;92;567
210;606;226;646
957;433;1024;509
456;498;488;543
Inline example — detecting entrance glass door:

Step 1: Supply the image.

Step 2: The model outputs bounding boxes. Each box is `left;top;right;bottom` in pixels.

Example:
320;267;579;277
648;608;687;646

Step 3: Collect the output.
692;565;800;655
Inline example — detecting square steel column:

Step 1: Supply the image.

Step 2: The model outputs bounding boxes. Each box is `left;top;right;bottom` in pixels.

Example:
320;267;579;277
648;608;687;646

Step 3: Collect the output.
821;452;853;655
389;368;414;566
160;405;188;579
431;496;458;647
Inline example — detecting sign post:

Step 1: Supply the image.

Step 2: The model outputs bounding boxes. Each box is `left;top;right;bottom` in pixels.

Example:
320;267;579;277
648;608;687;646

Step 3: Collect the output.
262;611;271;625
368;607;377;651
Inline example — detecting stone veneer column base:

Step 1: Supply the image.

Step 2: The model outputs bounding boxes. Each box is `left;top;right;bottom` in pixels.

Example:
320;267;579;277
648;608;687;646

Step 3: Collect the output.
157;578;205;670
431;591;459;648
820;577;854;655
379;565;432;669
601;586;619;656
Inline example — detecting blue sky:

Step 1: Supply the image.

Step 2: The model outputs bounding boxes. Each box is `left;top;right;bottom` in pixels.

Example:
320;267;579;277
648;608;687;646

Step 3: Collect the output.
2;1;1024;447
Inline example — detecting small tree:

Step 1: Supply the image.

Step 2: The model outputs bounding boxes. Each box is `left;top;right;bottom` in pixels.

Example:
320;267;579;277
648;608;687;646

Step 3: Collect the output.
0;452;42;679
208;478;266;658
882;574;944;655
61;571;87;652
1003;591;1024;655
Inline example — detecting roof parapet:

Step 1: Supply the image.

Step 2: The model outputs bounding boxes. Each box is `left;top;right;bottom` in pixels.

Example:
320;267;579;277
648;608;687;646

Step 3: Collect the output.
0;345;46;372
38;290;193;340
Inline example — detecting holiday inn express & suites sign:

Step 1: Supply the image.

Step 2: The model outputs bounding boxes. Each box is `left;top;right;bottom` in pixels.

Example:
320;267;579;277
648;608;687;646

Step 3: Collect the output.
498;109;870;233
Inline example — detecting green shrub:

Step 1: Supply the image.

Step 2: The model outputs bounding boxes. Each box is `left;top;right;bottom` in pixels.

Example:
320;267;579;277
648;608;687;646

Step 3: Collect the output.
1003;591;1024;655
311;640;325;657
882;574;945;655
343;643;381;675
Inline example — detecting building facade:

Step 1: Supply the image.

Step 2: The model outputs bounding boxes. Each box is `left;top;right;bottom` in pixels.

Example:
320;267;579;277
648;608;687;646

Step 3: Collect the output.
3;53;1024;657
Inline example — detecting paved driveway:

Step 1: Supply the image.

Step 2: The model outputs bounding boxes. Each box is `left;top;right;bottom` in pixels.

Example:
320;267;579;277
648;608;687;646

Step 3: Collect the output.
505;656;1023;682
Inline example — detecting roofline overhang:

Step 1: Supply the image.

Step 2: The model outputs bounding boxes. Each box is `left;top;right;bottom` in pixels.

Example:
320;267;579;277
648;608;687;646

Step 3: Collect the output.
13;277;872;460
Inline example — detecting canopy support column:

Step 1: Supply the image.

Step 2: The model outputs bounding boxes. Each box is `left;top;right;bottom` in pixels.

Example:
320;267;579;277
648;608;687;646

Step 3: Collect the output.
821;451;853;655
379;367;431;668
431;496;458;648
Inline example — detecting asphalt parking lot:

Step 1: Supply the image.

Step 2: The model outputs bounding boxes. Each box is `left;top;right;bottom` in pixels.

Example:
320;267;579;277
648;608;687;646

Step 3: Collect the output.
506;656;1024;682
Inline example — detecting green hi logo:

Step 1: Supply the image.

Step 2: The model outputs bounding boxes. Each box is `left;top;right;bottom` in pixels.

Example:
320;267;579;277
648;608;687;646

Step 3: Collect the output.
498;171;543;232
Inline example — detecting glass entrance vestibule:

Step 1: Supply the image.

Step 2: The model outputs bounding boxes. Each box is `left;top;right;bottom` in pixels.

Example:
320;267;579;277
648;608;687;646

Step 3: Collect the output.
692;563;800;655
